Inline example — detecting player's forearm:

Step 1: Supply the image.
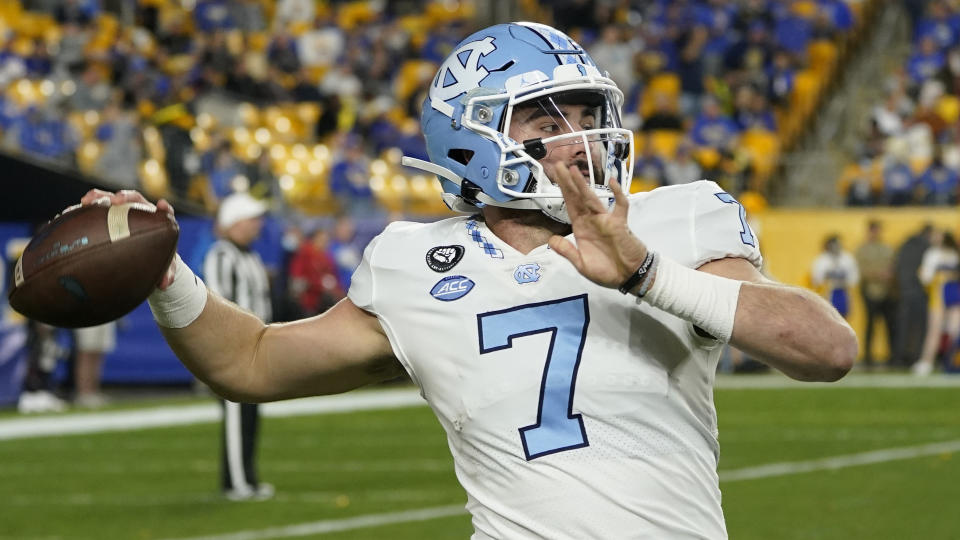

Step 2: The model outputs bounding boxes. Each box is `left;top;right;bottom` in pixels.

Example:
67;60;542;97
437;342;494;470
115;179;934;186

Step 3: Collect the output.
159;292;276;402
730;283;857;382
161;295;403;402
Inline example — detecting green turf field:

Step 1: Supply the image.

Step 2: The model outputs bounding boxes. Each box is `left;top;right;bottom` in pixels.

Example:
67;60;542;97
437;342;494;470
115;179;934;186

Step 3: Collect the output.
2;378;959;539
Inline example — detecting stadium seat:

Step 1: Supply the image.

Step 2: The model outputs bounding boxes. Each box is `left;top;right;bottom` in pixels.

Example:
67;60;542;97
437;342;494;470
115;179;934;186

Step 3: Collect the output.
646;130;683;160
808;41;838;77
741;129;781;185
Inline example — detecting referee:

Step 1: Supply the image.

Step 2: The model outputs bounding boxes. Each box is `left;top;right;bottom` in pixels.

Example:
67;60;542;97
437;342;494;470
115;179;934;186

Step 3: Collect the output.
203;192;274;501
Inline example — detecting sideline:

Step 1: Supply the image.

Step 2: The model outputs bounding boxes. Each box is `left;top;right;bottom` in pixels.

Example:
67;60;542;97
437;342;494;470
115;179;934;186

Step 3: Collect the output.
3;374;958;441
163;438;960;540
0;388;424;441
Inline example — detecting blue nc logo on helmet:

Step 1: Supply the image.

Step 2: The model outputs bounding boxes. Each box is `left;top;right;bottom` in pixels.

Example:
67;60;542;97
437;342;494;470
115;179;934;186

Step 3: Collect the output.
430;275;475;301
430;37;496;118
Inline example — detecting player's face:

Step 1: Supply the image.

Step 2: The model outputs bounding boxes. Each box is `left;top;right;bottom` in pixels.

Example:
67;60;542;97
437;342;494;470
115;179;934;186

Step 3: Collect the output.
508;98;607;186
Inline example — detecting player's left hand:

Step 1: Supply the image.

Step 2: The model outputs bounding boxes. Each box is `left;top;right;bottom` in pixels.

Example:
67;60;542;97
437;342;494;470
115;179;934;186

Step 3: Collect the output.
547;165;648;289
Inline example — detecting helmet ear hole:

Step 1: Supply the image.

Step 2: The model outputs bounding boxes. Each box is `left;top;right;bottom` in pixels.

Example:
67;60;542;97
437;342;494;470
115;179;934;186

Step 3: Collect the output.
461;179;482;203
448;149;475;165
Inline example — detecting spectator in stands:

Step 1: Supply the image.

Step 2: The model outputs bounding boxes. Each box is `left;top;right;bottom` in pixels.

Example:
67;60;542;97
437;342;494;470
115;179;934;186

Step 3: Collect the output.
664;141;703;185
772;2;812;59
329;214;362;290
894;224;933;367
288;226;343;317
633;144;668;187
733;84;776;132
677;17;709;116
209;141;245;200
195;0;236;33
690;95;741;150
907;36;947;88
229;0;267;32
589;25;637;93
641;92;685;132
845;159;878;206
818;0;854;34
871;89;912;138
881;157;917;205
914;1;960;52
811;234;860;320
54;0;94;27
726;20;772;91
24;39;52;78
330;134;376;215
913;229;960;375
70;63;112;112
767;48;796;106
855;220;897;368
95;99;142;189
918;151;960;205
274;0;316;32
267;31;301;75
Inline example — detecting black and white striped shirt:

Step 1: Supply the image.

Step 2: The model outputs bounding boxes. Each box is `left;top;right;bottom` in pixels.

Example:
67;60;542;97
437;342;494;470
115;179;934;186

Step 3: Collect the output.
203;240;272;323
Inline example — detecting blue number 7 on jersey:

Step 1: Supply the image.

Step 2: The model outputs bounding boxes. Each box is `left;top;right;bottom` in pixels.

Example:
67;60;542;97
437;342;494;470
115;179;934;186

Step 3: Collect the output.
478;295;590;460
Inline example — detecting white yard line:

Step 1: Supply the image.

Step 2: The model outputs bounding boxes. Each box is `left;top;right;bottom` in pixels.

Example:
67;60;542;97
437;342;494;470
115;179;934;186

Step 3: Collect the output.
157;438;960;540
719;439;960;481
0;389;424;441
714;372;960;389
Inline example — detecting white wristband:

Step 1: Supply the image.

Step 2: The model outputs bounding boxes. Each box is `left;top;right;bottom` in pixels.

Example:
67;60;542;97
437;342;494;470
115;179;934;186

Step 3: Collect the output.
642;254;742;342
148;254;208;328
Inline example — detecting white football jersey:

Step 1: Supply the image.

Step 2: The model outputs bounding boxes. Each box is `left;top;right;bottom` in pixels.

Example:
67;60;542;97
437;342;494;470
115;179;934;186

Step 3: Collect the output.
349;181;762;539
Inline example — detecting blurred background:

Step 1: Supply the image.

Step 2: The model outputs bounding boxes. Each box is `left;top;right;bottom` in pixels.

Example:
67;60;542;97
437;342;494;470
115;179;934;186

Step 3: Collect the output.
1;0;960;538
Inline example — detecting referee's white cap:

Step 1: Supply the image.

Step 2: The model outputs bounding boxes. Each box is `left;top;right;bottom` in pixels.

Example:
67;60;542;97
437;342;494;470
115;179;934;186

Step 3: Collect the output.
217;192;267;229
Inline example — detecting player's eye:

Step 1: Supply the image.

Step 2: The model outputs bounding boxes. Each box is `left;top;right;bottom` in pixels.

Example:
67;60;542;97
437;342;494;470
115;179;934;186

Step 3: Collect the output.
539;123;559;134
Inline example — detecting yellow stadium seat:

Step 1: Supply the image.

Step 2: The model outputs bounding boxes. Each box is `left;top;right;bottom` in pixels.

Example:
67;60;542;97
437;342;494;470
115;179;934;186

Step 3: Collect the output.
629;177;659;193
738;190;768;215
76;141;102;175
395;60;437;103
646;130;683;160
807;40;837;76
791;0;818;19
936;95;960;124
741;129;781;182
693;147;722;170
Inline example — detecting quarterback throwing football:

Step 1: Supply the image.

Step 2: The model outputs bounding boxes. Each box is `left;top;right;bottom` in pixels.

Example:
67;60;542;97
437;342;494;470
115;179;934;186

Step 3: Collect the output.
83;23;855;539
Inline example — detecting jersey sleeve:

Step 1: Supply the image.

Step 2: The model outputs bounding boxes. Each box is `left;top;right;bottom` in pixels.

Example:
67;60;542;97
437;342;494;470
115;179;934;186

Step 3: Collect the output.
691;181;763;269
346;232;382;313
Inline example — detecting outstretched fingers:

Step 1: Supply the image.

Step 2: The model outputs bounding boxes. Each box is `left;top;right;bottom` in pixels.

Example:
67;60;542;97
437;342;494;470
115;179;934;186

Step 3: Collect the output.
609;177;630;221
548;235;584;273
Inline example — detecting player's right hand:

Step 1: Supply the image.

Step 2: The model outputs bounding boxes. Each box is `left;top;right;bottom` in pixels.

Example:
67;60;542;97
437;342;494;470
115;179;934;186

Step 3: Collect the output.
78;189;179;290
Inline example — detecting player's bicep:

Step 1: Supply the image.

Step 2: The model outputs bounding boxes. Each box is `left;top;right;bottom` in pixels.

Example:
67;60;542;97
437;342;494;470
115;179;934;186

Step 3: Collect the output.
258;298;402;399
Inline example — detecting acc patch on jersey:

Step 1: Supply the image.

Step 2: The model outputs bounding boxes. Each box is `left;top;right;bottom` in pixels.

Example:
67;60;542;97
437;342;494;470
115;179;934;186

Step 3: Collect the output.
426;245;465;272
430;275;474;301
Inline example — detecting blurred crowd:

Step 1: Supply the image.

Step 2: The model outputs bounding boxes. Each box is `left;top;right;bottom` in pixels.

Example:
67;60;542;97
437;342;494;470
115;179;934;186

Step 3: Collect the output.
0;0;872;220
843;0;960;206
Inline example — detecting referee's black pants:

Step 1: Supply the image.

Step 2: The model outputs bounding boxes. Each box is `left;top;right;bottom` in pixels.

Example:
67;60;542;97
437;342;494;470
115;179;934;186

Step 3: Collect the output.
219;400;260;492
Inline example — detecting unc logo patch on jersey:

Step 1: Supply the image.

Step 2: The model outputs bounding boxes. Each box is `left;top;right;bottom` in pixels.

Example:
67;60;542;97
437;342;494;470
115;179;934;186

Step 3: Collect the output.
514;263;541;284
426;245;465;272
430;37;496;118
430;275;475;301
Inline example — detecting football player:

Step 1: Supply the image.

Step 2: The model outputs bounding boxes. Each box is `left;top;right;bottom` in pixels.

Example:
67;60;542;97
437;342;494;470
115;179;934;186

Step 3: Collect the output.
83;22;856;538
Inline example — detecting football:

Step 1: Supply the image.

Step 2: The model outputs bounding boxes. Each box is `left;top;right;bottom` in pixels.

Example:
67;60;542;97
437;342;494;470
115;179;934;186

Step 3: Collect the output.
9;202;179;328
